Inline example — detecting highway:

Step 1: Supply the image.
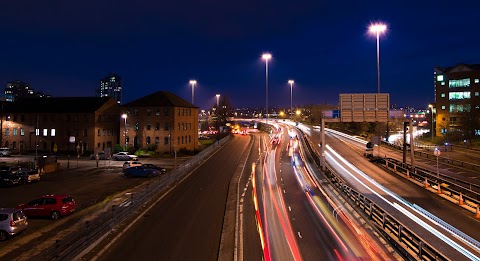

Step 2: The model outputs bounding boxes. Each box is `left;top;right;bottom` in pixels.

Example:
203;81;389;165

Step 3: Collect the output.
255;124;395;260
98;135;253;261
294;123;480;260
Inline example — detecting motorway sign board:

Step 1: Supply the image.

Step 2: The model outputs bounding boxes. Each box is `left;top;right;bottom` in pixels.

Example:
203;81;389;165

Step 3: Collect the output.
339;93;389;122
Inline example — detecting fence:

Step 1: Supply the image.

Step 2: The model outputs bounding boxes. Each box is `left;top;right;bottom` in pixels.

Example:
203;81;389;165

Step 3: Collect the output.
29;135;232;261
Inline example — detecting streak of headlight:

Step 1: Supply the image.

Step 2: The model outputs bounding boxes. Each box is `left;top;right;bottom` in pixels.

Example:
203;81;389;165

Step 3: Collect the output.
325;144;480;260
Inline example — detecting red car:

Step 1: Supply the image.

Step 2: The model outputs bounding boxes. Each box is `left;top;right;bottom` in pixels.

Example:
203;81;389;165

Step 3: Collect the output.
16;195;76;220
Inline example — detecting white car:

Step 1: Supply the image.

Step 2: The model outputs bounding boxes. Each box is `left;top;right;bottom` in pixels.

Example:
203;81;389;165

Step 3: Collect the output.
123;161;143;171
112;152;138;161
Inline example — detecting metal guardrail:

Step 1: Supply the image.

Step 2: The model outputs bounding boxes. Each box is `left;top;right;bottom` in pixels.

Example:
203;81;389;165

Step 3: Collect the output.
383;142;480;172
28;135;233;261
380;157;480;211
297;129;450;261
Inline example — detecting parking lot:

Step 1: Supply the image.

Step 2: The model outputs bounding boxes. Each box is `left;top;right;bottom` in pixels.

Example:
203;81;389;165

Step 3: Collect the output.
0;155;186;260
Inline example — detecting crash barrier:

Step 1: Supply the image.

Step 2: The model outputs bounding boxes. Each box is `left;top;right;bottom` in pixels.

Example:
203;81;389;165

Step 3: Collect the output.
297;129;449;261
383;142;480;172
29;135;233;261
380;157;480;213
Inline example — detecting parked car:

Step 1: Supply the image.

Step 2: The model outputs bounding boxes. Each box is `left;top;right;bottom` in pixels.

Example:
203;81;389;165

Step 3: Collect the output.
142;164;166;174
0;172;22;187
15;169;40;183
124;166;160;178
0;208;28;241
0;148;12;157
89;152;109;160
123;161;143;171
112;152;138;161
16;195;76;220
0;166;20;174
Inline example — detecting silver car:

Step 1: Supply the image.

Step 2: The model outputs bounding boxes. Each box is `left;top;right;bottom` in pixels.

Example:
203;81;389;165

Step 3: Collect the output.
0;208;28;241
112;152;138;161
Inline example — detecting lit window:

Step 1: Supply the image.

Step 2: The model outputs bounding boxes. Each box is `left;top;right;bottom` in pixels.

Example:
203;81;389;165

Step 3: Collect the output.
441;105;446;110
476;92;479;97
449;91;471;100
441;82;445;86
13;129;17;136
437;75;444;81
51;129;56;136
475;79;479;83
20;128;24;136
449;78;470;88
35;129;39;136
441;93;445;98
43;129;48;136
5;129;9;136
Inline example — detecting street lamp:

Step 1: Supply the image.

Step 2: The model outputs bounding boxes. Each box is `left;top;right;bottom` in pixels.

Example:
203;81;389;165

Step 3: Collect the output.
189;80;197;104
288;79;294;118
121;114;127;150
369;23;387;94
429;104;434;140
262;53;272;126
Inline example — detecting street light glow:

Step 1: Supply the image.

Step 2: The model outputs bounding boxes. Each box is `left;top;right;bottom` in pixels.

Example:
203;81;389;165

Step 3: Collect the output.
121;114;127;119
288;79;294;84
189;80;197;85
369;23;387;34
262;53;272;61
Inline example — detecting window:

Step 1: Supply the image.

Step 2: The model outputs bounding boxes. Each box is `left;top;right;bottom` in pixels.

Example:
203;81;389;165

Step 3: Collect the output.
155;109;160;116
146;136;151;145
189;123;191;130
43;129;48;136
134;123;139;130
449;104;471;113
441;82;445;86
4;141;8;148
134;109;138;116
475;79;479;83
146;124;151;130
51;129;56;137
20;128;24;136
98;129;101;136
84;129;87;137
476;92;479;97
178;137;180;145
97;115;101;122
178;123;180;130
147;109;151;116
5;129;9;136
189;109;192;116
164;137;169;145
13;129;17;136
164;108;169;116
12;141;16;150
103;129;106;136
155;137;160;144
189;135;191;143
441;93;445;98
164;123;169;131
108;130;111;136
36;128;39;136
441;105;446;110
437;75;444;81
182;136;184;144
155;123;160;130
182;123;184;130
449;91;470;100
449;78;470;88
182;109;185;116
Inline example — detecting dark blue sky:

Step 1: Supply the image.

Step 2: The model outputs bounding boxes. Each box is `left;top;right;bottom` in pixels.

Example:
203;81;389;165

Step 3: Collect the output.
1;1;479;110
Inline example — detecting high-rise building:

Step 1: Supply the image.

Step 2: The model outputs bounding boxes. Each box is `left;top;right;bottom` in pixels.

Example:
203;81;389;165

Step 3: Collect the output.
434;64;480;137
97;74;122;104
5;81;34;102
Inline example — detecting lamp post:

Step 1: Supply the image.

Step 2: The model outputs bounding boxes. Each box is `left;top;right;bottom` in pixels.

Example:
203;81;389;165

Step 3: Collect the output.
121;114;127;151
434;147;441;193
216;94;220;110
288;79;294;118
429;104;434;140
262;53;272;126
189;80;197;104
369;23;387;94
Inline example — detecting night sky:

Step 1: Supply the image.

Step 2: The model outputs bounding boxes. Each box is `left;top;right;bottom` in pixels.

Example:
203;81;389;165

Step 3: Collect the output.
1;1;479;110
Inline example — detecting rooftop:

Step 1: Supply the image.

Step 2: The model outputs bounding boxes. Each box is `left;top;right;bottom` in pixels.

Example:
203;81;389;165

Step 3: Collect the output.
123;91;197;108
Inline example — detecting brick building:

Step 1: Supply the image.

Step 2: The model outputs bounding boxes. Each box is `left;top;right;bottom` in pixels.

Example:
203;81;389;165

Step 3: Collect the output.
434;64;480;137
121;91;198;153
0;97;120;154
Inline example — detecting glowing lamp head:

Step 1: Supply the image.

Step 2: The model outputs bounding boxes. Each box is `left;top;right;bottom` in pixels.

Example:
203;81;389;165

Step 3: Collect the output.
295;110;301;116
189;80;197;85
216;94;220;98
121;114;127;119
262;53;272;61
288;80;294;85
428;104;433;108
369;23;387;34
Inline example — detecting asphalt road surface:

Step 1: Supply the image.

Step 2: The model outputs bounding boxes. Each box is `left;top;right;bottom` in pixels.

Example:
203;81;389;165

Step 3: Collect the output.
99;135;251;261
